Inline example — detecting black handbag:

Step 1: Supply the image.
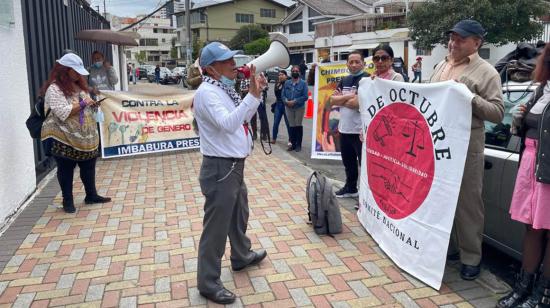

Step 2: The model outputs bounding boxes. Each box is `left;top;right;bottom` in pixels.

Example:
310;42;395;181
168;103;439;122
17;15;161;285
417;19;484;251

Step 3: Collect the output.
25;97;50;139
270;102;276;113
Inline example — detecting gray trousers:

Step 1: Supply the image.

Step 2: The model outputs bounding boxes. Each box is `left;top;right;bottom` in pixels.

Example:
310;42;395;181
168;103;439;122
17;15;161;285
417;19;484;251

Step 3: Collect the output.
286;106;305;127
197;156;254;294
449;150;485;266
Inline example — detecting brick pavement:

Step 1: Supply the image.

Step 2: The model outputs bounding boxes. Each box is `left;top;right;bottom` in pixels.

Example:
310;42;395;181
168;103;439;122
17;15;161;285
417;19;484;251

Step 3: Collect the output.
0;146;505;307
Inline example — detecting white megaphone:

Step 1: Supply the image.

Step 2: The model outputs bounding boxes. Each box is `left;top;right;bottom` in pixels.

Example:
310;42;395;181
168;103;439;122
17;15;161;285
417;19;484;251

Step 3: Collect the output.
246;40;290;73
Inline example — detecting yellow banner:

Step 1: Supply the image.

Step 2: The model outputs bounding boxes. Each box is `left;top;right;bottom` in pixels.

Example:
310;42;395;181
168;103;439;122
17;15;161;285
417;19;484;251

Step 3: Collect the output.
99;91;198;158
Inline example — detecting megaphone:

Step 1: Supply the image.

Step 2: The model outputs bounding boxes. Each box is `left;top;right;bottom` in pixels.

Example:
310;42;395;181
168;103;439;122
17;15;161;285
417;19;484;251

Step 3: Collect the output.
239;40;290;78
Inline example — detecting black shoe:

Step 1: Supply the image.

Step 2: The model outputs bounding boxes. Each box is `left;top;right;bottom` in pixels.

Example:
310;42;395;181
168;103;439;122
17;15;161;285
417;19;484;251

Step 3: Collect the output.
335;186;358;198
446;252;460;261
84;195;112;204
232;249;267;271
287;145;295;151
63;199;76;213
199;288;236;305
497;269;536;308
294;146;302;152
460;264;481;280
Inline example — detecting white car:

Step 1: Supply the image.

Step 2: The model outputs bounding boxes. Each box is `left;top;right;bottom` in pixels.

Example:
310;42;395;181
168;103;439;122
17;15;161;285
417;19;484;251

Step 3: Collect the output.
172;67;186;77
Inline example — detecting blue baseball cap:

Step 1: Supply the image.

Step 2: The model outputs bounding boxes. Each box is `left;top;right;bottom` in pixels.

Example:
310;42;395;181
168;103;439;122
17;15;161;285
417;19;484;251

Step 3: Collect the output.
447;19;486;38
199;42;241;67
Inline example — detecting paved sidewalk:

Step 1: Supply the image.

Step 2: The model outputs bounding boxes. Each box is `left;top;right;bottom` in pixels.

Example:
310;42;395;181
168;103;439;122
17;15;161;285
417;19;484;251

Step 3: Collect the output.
0;145;506;307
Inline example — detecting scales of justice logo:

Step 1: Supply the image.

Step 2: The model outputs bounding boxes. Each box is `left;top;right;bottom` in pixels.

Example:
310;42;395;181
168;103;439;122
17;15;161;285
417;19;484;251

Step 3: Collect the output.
366;103;435;219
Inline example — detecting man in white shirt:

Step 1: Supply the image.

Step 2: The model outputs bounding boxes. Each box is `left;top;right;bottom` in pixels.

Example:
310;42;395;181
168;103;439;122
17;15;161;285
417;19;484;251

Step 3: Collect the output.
194;42;268;305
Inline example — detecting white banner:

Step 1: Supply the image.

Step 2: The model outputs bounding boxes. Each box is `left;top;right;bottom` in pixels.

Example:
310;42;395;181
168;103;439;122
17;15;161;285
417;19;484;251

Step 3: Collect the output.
357;78;473;289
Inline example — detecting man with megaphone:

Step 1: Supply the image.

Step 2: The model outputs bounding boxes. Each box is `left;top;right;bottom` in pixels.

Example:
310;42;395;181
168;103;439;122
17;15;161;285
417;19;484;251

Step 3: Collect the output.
193;42;268;305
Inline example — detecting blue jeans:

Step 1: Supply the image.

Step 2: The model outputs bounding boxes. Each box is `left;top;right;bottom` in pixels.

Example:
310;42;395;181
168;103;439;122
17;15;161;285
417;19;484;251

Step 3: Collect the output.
272;101;290;141
155;75;160;84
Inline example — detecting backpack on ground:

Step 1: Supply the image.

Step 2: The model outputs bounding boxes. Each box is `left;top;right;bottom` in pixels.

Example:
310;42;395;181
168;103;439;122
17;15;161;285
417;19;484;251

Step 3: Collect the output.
306;171;342;236
25;96;50;139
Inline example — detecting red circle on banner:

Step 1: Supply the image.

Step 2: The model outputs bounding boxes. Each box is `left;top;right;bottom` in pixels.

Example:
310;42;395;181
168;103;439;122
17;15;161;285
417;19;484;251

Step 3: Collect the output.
366;103;435;219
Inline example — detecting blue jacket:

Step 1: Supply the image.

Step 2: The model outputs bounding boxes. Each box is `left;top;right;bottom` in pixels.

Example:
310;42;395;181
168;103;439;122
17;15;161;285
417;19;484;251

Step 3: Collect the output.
282;78;308;109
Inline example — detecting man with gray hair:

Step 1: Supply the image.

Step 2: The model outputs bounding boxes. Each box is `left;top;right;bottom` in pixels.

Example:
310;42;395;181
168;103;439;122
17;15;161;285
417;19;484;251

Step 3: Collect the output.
430;19;504;280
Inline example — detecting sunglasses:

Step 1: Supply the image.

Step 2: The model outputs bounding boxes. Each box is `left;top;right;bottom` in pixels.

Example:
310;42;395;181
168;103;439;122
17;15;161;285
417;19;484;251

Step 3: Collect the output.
373;55;390;62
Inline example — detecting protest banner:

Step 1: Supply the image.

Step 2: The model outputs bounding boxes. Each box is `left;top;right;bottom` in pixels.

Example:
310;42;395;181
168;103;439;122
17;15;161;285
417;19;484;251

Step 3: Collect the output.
98;91;198;158
311;59;375;159
357;78;473;289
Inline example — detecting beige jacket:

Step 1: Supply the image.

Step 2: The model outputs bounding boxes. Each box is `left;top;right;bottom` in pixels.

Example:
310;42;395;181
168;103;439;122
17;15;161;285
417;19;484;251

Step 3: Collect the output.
430;53;504;152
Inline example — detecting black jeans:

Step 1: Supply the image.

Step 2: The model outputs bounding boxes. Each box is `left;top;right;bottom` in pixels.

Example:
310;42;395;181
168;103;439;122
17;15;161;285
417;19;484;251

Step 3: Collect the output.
339;133;362;190
54;156;98;201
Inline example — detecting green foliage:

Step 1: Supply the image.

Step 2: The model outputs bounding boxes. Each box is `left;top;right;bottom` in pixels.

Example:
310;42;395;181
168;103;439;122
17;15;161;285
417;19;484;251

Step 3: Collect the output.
408;0;549;50
135;51;146;64
170;47;178;59
193;39;205;60
229;25;269;50
244;38;270;55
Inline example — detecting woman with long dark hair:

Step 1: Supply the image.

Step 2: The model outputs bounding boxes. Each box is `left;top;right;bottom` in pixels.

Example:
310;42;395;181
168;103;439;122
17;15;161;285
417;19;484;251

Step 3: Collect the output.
497;43;550;308
271;70;290;144
40;53;111;213
372;44;404;81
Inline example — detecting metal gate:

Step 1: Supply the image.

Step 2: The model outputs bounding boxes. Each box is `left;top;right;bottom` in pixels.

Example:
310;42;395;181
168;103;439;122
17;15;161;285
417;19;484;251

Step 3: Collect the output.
20;0;112;182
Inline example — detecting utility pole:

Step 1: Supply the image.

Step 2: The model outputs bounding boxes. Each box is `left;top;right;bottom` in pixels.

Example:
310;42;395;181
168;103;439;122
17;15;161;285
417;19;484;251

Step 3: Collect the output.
103;0;106;18
96;5;100;13
185;0;191;66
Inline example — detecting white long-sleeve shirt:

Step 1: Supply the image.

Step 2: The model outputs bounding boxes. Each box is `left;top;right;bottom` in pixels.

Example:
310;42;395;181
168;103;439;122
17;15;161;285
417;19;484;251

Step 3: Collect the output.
194;82;260;158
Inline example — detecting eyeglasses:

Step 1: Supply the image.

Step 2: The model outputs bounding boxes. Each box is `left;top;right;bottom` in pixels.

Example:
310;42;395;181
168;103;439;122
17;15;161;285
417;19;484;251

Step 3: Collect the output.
372;55;390;62
291;71;300;73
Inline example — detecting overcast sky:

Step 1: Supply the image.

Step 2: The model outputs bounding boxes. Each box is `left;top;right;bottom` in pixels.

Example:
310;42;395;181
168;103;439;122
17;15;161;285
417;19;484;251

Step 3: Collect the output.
89;0;164;17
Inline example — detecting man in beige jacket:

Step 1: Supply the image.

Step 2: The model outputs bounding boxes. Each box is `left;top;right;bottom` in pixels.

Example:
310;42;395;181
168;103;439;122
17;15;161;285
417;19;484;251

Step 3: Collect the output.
430;19;504;280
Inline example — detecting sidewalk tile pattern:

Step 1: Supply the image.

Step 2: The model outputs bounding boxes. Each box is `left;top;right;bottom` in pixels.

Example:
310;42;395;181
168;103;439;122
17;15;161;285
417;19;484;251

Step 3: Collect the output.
0;150;498;307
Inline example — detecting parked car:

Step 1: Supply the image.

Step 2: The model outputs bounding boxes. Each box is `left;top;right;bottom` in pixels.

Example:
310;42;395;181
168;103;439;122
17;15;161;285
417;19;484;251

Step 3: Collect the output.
139;65;155;80
234;54;254;68
265;66;292;83
483;81;538;260
147;67;180;84
137;67;148;80
172;67;186;78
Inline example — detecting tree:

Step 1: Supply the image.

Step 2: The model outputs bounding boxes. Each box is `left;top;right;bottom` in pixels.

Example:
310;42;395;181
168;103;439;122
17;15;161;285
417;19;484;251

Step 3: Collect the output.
229;25;269;51
193;39;205;60
135;51;146;64
244;38;270;55
408;0;549;50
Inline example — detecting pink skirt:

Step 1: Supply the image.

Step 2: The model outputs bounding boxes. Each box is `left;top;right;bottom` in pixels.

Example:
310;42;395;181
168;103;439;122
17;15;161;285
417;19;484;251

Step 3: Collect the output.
509;138;550;230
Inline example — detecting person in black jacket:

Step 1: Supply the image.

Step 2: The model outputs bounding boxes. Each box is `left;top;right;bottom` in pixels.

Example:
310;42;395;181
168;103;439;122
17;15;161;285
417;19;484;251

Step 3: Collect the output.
498;43;550;308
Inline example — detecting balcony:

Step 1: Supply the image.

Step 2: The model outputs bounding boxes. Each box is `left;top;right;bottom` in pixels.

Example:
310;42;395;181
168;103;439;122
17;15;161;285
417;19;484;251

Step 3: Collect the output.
315;13;407;38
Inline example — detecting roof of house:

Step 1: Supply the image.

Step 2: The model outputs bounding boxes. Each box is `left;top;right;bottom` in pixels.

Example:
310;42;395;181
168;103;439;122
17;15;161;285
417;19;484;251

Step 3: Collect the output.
281;0;372;23
178;0;295;12
301;0;371;15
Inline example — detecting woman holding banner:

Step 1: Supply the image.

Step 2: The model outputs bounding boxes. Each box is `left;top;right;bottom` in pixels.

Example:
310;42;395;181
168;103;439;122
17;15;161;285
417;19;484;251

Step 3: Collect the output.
372;44;404;82
497;44;550;308
40;53;111;213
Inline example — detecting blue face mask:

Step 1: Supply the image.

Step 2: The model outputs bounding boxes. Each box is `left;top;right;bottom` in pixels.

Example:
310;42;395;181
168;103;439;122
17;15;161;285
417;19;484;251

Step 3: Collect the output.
93;61;103;69
220;75;236;87
351;70;364;77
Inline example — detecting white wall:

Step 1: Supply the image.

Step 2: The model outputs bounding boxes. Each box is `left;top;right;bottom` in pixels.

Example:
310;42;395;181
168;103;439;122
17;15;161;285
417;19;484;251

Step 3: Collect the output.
0;0;37;225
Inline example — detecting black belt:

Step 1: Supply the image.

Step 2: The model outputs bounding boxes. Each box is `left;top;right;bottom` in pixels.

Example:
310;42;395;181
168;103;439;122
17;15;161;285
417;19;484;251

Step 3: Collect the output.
203;155;245;162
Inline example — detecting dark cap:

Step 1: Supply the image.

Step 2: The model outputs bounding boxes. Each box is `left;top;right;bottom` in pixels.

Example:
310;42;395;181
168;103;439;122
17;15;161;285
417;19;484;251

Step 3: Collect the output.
447;19;486;38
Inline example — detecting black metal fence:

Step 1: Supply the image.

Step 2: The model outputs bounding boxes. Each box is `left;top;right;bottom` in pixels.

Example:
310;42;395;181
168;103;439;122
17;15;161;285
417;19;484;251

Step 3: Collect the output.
21;0;112;182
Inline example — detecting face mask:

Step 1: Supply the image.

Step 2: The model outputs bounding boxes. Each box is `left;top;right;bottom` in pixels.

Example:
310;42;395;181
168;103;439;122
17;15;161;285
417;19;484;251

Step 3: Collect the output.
93;61;103;69
351;70;364;77
291;72;300;79
220;75;236;87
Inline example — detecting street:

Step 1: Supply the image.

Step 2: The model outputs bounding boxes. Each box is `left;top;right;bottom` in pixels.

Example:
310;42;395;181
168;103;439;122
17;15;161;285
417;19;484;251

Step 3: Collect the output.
0;81;520;307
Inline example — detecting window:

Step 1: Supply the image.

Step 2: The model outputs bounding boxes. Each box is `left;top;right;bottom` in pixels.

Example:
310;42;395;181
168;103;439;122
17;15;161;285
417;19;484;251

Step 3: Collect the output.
308;7;321;17
161;51;169;55
236;13;254;23
191;11;206;24
416;48;432;56
162;38;166;43
260;8;276;18
289;21;303;34
479;48;490;59
485;90;534;150
153;29;158;33
141;38;158;46
163;29;168;33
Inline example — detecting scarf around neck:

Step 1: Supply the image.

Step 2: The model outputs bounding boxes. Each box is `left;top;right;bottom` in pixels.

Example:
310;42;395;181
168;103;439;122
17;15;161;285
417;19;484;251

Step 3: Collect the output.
202;75;242;107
